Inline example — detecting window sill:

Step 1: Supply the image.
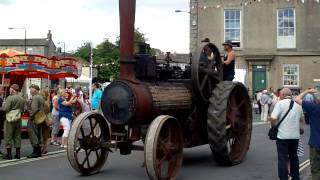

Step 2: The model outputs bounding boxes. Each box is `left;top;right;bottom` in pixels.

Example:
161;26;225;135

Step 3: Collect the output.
233;47;243;51
277;48;297;51
282;85;301;89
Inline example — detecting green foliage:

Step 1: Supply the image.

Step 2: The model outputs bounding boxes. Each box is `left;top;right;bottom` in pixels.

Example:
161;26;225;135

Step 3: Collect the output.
73;29;161;81
73;42;91;62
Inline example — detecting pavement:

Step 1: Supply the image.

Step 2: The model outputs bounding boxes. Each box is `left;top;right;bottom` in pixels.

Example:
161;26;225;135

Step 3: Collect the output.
0;113;313;179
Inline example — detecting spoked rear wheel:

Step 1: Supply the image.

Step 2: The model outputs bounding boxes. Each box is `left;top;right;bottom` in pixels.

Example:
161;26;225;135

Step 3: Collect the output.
207;82;252;166
145;115;184;180
67;112;111;175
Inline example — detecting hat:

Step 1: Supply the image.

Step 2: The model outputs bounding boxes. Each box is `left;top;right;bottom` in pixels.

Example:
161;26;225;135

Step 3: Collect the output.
30;84;40;91
222;40;233;47
10;84;19;92
201;38;210;43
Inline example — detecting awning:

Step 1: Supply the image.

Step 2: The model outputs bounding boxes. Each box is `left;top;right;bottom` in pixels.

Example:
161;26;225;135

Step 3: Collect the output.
65;74;91;83
0;49;23;57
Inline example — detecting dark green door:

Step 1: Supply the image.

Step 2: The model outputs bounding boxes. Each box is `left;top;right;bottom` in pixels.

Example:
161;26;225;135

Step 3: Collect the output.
252;65;267;93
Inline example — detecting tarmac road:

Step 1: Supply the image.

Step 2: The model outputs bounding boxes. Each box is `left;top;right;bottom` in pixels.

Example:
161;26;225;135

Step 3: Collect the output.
0;122;312;180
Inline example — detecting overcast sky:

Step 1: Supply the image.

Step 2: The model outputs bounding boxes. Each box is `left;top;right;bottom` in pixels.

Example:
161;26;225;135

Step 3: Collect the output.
0;0;189;53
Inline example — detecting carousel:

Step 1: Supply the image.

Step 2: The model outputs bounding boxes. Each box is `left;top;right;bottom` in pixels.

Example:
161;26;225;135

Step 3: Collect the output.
0;49;80;131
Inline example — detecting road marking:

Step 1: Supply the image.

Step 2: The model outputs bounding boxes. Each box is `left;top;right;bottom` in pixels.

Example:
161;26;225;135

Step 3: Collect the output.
253;121;269;126
299;159;310;172
0;150;66;167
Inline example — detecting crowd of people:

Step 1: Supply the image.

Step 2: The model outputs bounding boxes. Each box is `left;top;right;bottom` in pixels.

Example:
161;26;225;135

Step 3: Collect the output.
263;87;320;180
0;82;103;160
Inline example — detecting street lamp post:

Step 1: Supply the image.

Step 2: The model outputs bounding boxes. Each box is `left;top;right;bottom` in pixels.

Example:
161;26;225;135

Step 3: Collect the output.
8;27;27;54
89;43;93;110
57;42;66;57
175;0;199;54
8;27;29;96
175;9;191;53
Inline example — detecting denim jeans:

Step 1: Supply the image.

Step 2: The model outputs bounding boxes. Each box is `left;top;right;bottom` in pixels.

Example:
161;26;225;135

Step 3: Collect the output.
276;139;300;180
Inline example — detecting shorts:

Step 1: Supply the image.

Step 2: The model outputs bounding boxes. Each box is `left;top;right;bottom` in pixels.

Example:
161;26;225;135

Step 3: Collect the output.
60;117;71;138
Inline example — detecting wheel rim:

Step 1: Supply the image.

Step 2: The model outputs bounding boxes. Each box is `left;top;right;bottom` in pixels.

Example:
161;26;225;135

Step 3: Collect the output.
225;85;252;163
191;43;223;102
145;115;183;180
67;112;110;175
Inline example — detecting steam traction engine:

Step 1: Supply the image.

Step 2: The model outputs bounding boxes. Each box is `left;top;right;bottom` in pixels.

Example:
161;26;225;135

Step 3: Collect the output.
67;0;252;179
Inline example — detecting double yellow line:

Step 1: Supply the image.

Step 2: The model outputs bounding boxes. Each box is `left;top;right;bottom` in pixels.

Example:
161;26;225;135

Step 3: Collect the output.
299;159;310;172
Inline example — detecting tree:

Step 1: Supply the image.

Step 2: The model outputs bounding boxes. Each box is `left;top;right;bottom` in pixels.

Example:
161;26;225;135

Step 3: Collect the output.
93;39;120;80
73;29;161;81
73;42;91;62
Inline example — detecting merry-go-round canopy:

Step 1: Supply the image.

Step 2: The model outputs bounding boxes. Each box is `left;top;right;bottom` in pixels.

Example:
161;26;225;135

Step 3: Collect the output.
0;50;80;79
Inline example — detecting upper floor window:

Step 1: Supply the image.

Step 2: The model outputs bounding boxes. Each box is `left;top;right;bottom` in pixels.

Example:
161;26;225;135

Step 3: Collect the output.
277;8;296;49
224;10;241;47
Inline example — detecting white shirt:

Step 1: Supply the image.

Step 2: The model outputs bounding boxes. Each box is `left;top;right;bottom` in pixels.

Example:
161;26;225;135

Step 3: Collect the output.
271;99;303;139
51;95;59;116
257;92;262;101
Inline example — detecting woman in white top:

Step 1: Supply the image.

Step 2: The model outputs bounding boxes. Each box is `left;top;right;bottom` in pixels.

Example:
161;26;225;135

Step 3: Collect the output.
50;89;60;146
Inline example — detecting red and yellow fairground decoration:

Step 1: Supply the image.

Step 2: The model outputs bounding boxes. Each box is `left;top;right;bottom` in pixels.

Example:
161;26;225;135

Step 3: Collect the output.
0;52;80;79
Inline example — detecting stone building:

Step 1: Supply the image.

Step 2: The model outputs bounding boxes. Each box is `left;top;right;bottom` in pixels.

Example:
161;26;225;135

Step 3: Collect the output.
190;0;320;95
0;30;57;57
0;30;61;90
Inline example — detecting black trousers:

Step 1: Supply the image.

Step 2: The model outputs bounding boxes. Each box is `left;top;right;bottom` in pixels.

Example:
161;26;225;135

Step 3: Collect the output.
276;139;300;180
223;74;234;81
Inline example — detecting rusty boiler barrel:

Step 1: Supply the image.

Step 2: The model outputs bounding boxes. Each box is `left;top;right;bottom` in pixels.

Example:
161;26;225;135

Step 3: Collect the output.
101;80;192;125
147;82;192;112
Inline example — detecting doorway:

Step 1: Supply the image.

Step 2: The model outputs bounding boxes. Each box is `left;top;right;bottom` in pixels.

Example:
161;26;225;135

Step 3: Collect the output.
252;65;267;94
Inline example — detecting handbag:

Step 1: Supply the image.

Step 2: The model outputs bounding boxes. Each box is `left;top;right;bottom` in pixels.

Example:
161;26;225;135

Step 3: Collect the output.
268;100;294;140
45;113;53;127
6;109;21;122
34;111;47;125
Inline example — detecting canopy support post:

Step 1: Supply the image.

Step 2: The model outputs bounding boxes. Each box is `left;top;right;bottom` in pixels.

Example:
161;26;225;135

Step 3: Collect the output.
48;75;50;91
1;74;4;87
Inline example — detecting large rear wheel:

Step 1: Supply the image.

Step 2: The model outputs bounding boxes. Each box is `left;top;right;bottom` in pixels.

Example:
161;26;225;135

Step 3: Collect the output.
207;81;252;166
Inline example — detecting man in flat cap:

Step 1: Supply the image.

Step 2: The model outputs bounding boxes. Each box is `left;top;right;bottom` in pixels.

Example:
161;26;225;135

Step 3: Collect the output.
1;84;26;159
27;84;45;158
222;40;236;81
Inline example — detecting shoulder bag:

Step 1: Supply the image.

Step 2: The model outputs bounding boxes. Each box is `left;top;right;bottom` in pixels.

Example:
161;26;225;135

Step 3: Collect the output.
34;111;47;125
6;109;21;122
268;100;294;140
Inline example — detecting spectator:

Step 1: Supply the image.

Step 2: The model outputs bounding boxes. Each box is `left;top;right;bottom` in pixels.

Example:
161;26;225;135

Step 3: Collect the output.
91;83;102;111
58;89;76;148
256;90;263;114
66;84;75;95
260;90;270;122
271;88;304;180
269;90;279;117
78;94;90;113
39;89;51;154
294;88;320;180
303;88;314;124
1;84;25;160
0;86;4;156
27;84;45;158
50;89;60;146
75;86;84;102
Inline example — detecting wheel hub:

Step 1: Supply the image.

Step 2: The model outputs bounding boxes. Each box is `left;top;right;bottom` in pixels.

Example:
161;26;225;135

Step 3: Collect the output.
80;136;100;151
